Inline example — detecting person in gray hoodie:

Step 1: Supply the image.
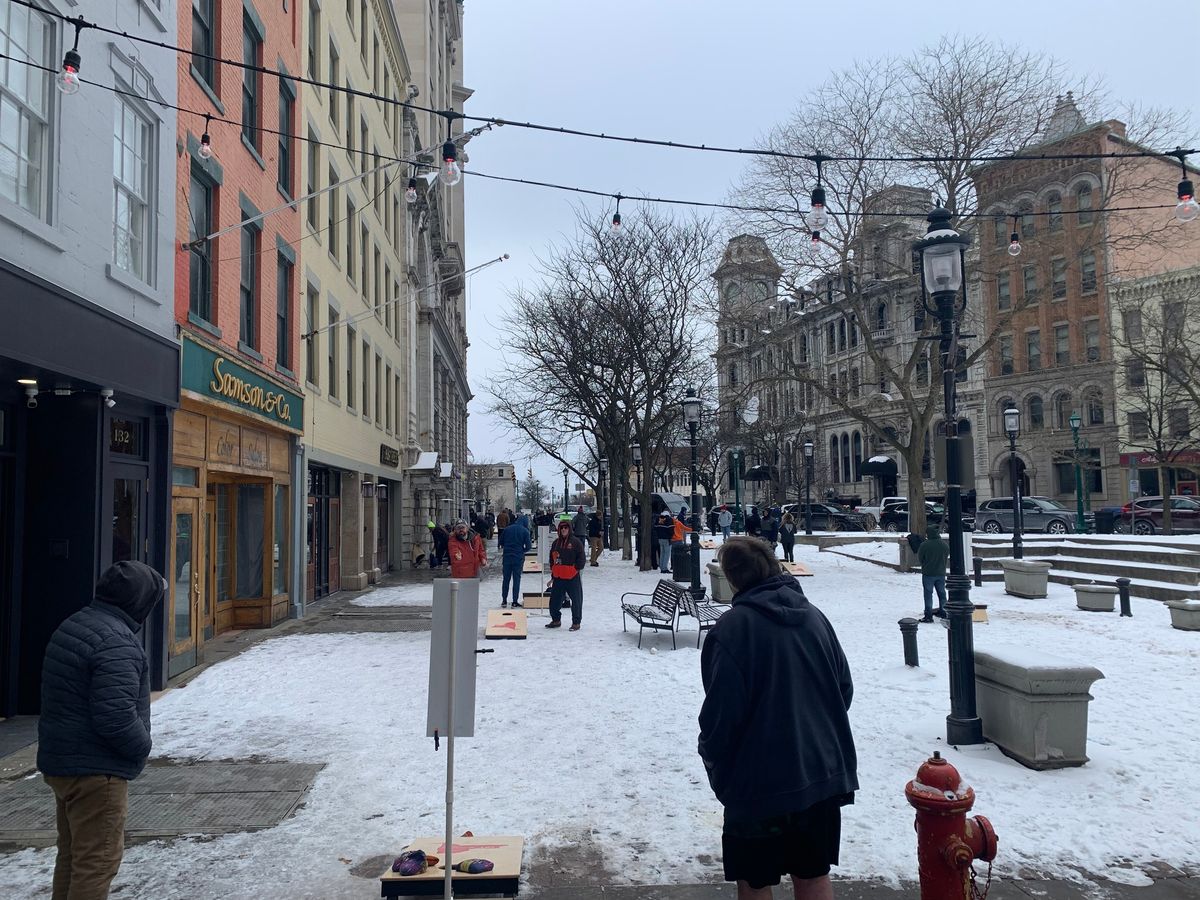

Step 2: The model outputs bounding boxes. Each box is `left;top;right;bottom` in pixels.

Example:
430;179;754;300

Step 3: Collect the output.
699;537;856;899
38;560;165;900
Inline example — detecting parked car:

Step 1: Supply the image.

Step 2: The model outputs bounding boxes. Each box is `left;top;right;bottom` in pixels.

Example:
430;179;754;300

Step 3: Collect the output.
1119;496;1200;534
857;496;906;521
975;497;1079;535
879;502;974;534
782;502;874;532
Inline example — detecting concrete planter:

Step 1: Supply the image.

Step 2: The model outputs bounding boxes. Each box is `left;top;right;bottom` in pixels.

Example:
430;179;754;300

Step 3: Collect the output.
1167;599;1200;631
898;541;919;573
975;646;1104;770
999;559;1053;599
707;562;734;604
1075;583;1117;612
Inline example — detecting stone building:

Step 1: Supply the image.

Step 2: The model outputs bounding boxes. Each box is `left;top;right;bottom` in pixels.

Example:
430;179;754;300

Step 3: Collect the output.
465;462;518;514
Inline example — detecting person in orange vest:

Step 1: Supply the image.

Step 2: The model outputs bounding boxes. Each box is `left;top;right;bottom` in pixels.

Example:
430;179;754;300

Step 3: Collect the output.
546;519;586;630
448;520;487;578
672;513;693;544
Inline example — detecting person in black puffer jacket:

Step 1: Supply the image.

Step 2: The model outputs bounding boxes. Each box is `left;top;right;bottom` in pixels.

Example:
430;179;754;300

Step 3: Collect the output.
698;537;857;898
38;560;165;900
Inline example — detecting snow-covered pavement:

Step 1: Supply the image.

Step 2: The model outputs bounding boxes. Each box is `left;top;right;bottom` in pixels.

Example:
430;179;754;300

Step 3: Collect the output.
2;541;1197;897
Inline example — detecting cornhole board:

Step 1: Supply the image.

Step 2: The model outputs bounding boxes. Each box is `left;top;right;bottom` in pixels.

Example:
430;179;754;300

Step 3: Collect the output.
520;591;550;610
522;557;542;574
380;835;523;897
700;540;717;550
486;609;527;639
973;604;989;624
783;561;814;577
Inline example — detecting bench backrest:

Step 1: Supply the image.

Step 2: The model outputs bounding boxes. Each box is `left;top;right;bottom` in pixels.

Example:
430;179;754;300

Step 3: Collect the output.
650;579;684;618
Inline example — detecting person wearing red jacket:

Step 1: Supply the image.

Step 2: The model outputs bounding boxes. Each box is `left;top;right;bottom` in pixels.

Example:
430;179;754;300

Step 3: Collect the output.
447;520;487;578
546;519;586;631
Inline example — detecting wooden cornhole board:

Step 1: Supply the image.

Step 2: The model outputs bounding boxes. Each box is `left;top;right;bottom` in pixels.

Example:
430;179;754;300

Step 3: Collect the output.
700;540;717;550
380;834;523;897
522;557;542;574
973;604;989;624
783;561;814;577
520;591;550;610
485;609;527;639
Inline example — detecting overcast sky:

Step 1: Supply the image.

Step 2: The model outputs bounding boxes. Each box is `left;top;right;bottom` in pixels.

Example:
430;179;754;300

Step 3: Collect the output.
460;0;1192;491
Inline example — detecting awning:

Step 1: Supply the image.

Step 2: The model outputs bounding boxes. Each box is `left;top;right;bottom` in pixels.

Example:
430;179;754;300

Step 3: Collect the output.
438;462;454;479
408;451;439;472
742;464;777;482
860;456;898;476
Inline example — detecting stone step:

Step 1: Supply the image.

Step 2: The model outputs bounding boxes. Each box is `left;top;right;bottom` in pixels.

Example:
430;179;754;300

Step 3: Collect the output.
977;564;1199;603
971;539;1200;569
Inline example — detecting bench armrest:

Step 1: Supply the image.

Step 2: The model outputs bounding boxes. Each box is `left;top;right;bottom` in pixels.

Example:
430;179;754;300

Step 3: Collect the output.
619;590;654;603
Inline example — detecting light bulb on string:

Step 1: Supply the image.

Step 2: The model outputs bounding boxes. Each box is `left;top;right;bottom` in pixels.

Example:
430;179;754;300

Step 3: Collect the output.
1007;215;1022;255
405;177;418;203
55;19;85;95
609;195;623;238
810;230;821;244
806;185;829;231
198;115;214;159
1176;178;1199;223
439;140;461;186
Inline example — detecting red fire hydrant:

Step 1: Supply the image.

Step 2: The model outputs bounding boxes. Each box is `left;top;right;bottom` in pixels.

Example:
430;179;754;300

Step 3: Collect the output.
905;751;998;900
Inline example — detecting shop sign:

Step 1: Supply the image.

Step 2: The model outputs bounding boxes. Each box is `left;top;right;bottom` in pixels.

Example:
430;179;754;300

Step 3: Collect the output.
1119;450;1200;466
380;444;400;468
109;418;145;457
182;336;303;428
209;420;240;465
242;429;270;469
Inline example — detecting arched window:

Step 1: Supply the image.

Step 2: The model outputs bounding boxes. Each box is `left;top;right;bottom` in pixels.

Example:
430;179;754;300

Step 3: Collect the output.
1047;192;1063;231
849;319;859;348
998;398;1014;433
841;434;851;486
852;431;863;481
1018;201;1036;237
798;333;808;363
992;214;1007;248
729;364;739;387
1085;389;1105;425
1054;392;1071;429
830;436;840;482
838;319;847;351
1028;395;1045;430
827;323;836;353
876;302;889;331
1076;183;1094;224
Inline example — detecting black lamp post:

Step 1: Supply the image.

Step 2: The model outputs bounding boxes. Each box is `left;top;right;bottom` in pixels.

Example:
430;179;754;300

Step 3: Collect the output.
1003;406;1024;559
599;457;609;547
1069;410;1086;533
683;387;706;601
914;205;983;746
803;439;814;536
632;442;643;567
563;466;569;513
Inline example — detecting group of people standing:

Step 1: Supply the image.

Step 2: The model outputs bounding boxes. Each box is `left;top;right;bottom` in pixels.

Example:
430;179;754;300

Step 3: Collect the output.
706;505;801;563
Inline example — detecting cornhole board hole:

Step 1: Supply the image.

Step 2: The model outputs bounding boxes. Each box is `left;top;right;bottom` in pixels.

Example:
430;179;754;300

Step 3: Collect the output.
520;592;550;610
380;834;523;897
700;540;717;550
486;609;527;639
522;557;542;574
783;561;814;577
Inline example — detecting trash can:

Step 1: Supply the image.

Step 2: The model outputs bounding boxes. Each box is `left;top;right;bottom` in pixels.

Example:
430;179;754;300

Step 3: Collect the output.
671;542;692;583
1094;508;1116;535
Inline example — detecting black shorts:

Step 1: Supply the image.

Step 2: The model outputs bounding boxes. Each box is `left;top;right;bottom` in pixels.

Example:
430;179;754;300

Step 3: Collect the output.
722;797;843;889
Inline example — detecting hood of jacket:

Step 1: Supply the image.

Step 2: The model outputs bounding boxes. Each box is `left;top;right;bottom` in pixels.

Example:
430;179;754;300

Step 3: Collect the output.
732;573;812;627
925;523;941;539
92;560;165;627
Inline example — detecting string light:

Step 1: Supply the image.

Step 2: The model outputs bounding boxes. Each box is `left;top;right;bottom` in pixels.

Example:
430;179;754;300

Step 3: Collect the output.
1008;214;1022;256
55;17;84;95
198;114;214;159
610;195;623;236
440;140;462;187
1174;149;1199;223
405;176;418;203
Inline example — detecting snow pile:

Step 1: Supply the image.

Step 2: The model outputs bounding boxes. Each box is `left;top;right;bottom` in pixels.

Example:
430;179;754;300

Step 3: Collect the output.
2;545;1197;897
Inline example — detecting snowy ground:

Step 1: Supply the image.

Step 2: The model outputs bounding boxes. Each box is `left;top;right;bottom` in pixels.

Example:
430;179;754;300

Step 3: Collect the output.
2;541;1198;897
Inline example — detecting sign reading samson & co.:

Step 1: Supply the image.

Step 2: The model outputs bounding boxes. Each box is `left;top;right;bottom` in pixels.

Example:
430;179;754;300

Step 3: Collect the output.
181;336;303;429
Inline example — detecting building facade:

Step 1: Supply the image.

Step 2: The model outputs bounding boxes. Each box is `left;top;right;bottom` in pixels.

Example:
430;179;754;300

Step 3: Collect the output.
465;462;518;513
170;0;303;676
1;0;180;712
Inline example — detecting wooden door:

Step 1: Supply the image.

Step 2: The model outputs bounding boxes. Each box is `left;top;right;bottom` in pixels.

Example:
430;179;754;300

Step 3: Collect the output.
306;497;317;604
204;498;216;640
168;497;201;677
328;498;341;591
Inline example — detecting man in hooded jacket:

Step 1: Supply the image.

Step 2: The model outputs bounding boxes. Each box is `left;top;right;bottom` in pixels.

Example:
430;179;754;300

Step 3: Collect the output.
498;514;531;607
698;537;857;900
38;560;165;900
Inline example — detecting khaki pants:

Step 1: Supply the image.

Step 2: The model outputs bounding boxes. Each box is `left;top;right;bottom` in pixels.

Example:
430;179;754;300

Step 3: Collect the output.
589;536;603;565
44;774;129;900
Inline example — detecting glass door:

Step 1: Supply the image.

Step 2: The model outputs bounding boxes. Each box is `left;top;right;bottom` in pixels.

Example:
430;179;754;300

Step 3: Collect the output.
168;496;201;676
110;467;147;565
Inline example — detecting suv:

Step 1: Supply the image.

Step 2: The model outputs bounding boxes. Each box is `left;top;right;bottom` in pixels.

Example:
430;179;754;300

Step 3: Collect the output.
975;497;1076;535
879;502;974;534
783;502;874;532
1119;496;1200;534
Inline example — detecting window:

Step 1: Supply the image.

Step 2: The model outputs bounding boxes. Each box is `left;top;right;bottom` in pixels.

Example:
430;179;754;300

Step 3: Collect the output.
277;83;295;195
1018;202;1035;237
1054;392;1071;429
327;165;339;259
1052;258;1067;299
373;246;381;318
345;198;355;276
1054;324;1070;366
1047;192;1063;231
1022;266;1038;304
1122;309;1143;341
327;309;339;397
1170;408;1191;439
1165;302;1185;334
191;0;215;86
0;1;52;216
1055;449;1101;495
360;118;368;174
276;253;293;368
826;323;836;353
1125;359;1145;387
1076;183;1094;224
838;319;847;352
273;485;289;595
345;90;354;158
992;215;1006;248
385;365;392;430
307;2;320;81
306;132;319;229
187;170;214;321
361;340;370;419
328;42;339;126
729;364;738;387
346;325;355;407
916;353;930;387
113;99;152;281
1028;395;1044;430
1026;330;1041;371
1080;250;1097;293
997;271;1011;310
239;218;260;348
359;0;367;56
1128;411;1149;441
241;15;261;151
360;223;369;297
394;373;401;433
374;353;381;422
1086;390;1105;426
1084;319;1100;362
798;333;808;363
305;286;319;386
998;335;1013;375
829;437;840;482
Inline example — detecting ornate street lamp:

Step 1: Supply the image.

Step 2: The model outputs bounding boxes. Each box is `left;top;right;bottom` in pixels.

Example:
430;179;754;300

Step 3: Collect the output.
598;456;609;546
1003;406;1024;559
632;442;643;567
731;448;744;532
1069;410;1086;533
914;205;982;746
803;439;814;536
682;387;705;602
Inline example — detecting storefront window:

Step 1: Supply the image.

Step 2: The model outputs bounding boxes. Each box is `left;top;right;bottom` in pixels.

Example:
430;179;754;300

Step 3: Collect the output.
173;465;199;487
236;484;265;597
274;484;288;594
215;484;231;602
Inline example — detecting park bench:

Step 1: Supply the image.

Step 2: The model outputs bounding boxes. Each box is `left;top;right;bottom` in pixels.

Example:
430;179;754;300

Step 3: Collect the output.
620;579;687;649
678;592;729;648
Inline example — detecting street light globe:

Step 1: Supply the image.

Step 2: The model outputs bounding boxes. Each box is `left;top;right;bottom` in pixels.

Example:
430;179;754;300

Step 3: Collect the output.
803;439;814;457
631;443;641;465
682;387;701;425
1069;410;1082;430
914;207;969;295
1003;406;1021;437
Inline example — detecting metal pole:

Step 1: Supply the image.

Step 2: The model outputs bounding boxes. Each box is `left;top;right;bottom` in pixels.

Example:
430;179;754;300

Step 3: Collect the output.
973;556;983;588
937;289;982;746
688;421;705;601
1117;577;1132;617
444;581;458;900
804;456;813;536
563;468;569;514
1072;425;1086;533
898;617;920;667
1009;433;1023;559
732;451;743;533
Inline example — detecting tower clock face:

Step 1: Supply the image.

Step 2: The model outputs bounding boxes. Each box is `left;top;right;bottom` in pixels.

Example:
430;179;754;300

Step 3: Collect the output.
723;282;743;303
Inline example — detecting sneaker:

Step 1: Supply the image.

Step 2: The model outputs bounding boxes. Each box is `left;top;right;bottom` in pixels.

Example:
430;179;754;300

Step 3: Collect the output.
569;624;581;631
933;608;947;619
511;600;522;608
919;615;935;624
501;600;508;608
545;620;561;629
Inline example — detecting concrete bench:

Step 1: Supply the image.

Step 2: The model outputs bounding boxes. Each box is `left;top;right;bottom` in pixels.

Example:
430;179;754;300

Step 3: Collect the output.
974;645;1104;770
